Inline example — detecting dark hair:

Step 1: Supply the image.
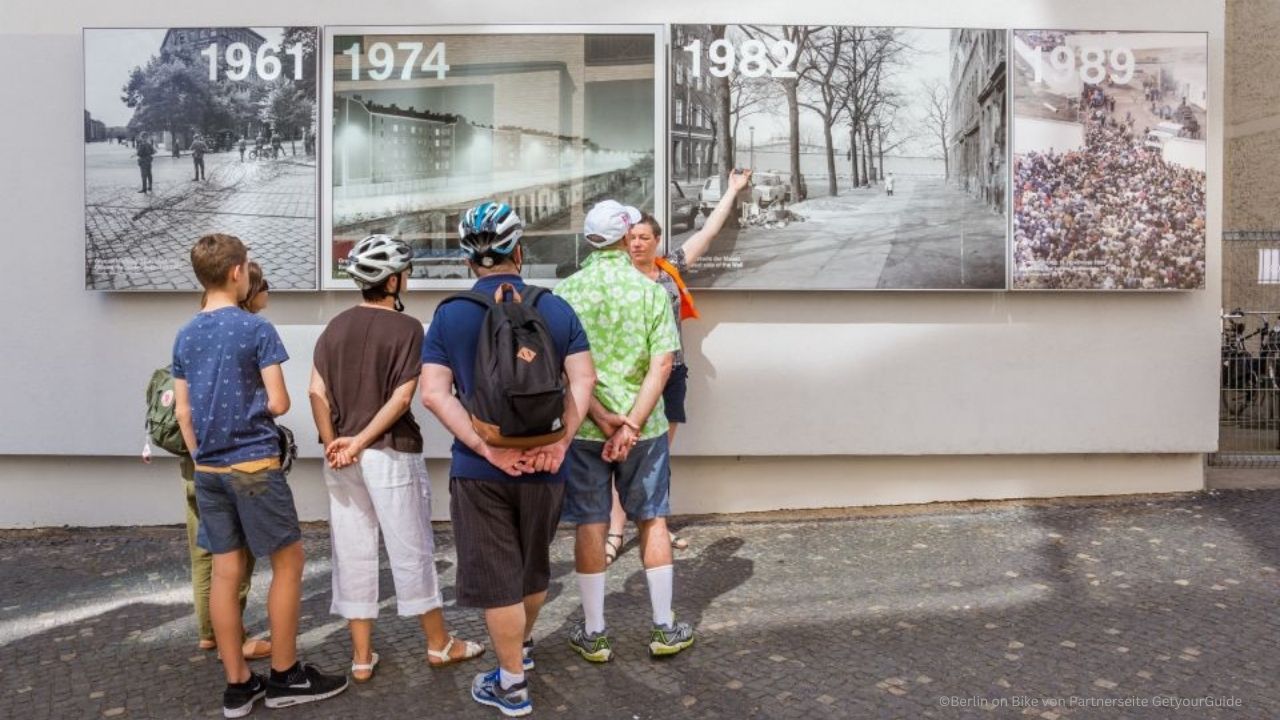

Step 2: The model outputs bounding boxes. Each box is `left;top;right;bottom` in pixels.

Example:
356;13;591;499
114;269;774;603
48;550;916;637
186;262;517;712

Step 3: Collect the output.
634;212;664;238
239;262;268;311
190;233;248;289
359;271;405;302
361;284;392;303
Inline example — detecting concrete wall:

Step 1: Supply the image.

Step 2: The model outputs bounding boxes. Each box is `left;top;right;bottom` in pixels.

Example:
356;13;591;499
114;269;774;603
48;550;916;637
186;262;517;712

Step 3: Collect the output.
0;0;1224;527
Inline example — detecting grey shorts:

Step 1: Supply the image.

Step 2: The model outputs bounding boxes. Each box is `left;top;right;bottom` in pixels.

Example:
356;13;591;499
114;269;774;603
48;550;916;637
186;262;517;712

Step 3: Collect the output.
562;435;670;525
193;467;302;558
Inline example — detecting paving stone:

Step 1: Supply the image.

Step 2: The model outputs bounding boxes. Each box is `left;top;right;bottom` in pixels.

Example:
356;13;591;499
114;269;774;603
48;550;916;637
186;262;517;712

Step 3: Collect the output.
0;489;1277;718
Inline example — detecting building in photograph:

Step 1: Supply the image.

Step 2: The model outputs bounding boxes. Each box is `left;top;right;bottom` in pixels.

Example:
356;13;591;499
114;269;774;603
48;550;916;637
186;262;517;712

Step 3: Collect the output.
671;24;717;182
83;110;106;142
333;96;456;186
160;27;265;58
948;29;1006;213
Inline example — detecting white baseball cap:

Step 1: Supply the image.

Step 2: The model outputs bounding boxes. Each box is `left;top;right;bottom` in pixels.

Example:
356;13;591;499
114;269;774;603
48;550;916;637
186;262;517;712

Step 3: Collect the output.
583;200;642;247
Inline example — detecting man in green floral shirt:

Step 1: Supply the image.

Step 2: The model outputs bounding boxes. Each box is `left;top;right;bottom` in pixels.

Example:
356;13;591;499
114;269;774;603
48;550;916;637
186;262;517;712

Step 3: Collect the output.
554;200;694;662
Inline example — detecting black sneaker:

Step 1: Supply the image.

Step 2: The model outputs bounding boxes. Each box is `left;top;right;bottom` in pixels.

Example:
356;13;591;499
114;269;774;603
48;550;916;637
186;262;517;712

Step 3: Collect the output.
264;662;349;709
223;673;266;719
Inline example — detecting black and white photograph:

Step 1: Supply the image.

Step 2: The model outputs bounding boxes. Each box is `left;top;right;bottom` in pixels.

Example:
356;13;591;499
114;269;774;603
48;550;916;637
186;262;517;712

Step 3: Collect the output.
1011;30;1207;290
325;26;662;288
668;25;1007;291
84;27;320;291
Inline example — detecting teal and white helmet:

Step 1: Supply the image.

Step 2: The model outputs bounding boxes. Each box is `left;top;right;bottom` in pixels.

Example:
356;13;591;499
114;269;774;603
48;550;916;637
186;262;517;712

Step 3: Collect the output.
458;201;524;267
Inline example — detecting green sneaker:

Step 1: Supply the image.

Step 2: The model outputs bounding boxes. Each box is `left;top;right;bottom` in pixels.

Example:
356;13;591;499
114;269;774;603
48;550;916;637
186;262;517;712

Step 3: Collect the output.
568;623;613;663
649;618;695;657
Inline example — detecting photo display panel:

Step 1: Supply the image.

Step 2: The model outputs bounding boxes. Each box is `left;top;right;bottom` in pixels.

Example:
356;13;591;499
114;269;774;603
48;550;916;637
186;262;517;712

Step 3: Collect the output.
324;26;663;288
84;27;321;290
667;25;1008;291
1011;30;1208;290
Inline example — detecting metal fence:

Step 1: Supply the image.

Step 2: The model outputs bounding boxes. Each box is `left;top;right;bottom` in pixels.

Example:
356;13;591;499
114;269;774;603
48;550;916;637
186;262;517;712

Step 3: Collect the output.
1211;310;1280;466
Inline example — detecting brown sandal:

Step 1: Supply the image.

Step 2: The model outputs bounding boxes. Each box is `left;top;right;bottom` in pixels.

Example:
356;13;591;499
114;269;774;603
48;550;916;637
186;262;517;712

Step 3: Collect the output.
242;637;272;661
605;533;624;565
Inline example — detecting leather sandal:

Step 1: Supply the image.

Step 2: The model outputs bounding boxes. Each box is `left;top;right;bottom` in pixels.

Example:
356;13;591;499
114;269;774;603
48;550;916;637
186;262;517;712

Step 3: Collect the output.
605;533;624;565
241;637;272;661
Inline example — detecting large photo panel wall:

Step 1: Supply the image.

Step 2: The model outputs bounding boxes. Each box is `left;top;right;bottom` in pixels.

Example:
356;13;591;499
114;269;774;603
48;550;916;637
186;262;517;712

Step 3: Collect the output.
667;25;1009;291
84;27;320;291
323;25;664;289
1011;30;1208;290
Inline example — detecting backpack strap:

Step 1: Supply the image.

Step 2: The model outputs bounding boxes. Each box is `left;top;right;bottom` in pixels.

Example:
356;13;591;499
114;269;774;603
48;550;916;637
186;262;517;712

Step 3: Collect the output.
439;291;495;311
521;285;549;309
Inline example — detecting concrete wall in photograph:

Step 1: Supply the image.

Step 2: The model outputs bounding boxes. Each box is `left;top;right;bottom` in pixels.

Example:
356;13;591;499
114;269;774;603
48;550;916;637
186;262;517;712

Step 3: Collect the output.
0;0;1224;526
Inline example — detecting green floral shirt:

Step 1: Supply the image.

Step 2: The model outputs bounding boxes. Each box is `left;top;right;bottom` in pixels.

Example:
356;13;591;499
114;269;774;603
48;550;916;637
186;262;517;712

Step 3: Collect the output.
555;250;679;441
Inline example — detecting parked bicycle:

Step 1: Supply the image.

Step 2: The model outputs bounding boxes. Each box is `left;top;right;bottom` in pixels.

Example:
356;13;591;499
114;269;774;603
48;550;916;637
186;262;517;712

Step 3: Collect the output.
1220;309;1280;425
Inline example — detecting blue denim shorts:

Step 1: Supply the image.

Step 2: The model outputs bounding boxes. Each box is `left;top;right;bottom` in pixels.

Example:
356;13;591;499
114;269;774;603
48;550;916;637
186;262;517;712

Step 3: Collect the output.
193;467;302;558
562;435;670;525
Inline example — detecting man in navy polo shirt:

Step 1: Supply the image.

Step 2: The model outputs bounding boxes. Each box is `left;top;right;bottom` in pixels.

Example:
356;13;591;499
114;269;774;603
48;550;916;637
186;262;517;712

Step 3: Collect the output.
420;201;595;718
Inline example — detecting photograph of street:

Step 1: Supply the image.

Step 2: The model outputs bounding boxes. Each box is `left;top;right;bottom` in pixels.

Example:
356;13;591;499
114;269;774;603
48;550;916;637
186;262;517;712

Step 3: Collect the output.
668;25;1007;291
327;28;660;287
84;27;320;291
1011;30;1207;290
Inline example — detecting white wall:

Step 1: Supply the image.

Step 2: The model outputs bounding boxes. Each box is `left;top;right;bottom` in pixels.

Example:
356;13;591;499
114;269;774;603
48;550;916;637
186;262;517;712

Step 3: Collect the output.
0;0;1224;526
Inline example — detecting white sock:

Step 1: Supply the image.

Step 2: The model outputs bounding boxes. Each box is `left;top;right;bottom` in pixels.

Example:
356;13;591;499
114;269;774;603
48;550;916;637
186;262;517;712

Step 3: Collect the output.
578;571;607;634
645;564;674;626
499;667;525;689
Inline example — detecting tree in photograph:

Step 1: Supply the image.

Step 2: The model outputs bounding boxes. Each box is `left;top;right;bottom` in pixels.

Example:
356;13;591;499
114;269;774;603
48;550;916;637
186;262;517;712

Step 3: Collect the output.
711;25;735;184
213;83;266;141
921;78;952;180
281;27;318;99
833;27;908;188
264;80;315;156
729;73;773;148
122;51;217;154
797;27;847;197
741;24;817;203
869;93;912;179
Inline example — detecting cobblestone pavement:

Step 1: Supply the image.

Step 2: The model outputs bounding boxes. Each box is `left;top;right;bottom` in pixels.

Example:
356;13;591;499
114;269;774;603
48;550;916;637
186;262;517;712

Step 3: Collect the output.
85;144;318;291
2;489;1277;719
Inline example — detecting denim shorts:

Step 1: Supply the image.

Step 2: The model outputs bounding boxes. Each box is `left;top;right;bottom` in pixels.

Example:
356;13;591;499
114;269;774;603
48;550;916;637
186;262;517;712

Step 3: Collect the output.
562;435;670;525
194;467;302;558
663;363;689;424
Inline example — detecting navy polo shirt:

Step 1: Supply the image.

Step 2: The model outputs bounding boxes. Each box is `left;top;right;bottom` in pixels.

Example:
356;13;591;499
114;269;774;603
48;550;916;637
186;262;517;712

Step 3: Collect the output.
422;274;590;482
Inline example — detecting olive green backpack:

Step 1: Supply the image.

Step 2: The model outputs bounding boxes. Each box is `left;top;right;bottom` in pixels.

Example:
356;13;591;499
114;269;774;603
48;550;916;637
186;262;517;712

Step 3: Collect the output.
144;365;188;457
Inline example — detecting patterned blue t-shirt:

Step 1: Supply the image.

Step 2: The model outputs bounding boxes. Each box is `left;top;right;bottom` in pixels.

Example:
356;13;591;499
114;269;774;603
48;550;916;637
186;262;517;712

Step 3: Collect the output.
171;306;289;466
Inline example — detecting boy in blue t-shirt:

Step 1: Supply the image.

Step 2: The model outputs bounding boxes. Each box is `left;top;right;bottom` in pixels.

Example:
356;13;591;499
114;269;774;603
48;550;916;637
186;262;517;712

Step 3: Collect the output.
172;233;347;718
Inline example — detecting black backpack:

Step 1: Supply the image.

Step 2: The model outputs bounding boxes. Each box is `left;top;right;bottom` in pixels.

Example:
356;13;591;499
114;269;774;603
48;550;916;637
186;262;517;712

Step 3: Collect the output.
442;283;566;449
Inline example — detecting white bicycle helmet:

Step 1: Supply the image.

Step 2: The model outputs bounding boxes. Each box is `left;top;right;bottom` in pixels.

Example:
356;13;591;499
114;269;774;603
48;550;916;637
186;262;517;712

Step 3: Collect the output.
346;234;412;289
458;201;524;267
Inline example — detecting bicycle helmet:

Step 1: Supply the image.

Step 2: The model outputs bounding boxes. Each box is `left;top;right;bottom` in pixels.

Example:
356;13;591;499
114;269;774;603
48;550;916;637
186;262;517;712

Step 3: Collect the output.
346;234;412;289
458;201;524;267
